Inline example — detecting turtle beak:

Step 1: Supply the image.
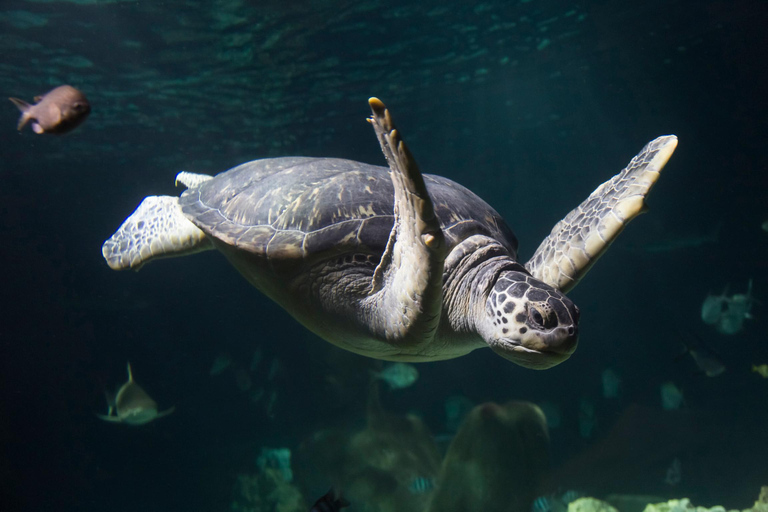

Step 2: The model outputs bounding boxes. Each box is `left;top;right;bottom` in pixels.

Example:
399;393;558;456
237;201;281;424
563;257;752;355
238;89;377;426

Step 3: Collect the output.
490;333;578;370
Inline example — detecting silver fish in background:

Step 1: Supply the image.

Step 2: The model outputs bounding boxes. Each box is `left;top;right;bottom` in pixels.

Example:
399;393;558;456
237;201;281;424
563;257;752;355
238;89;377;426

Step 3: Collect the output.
9;84;90;134
678;333;726;377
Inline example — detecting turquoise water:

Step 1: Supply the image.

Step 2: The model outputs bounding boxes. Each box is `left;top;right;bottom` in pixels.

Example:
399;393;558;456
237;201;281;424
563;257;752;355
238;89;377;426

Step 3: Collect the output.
1;1;766;511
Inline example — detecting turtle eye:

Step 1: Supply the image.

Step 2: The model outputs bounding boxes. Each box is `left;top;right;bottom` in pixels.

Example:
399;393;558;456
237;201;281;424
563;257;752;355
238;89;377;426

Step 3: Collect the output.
528;303;558;330
528;306;545;329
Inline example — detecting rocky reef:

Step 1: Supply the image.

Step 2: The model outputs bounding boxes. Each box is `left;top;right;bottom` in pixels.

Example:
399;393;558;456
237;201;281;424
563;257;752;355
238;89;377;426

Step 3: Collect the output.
425;401;550;512
290;390;549;512
231;467;306;512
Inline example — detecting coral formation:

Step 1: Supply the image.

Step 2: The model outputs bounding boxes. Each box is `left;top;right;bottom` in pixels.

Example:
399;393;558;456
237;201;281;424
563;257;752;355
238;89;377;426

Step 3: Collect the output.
568;491;768;512
633;486;767;512
231;467;306;512
751;487;768;512
256;447;293;483
642;498;734;512
569;497;619;512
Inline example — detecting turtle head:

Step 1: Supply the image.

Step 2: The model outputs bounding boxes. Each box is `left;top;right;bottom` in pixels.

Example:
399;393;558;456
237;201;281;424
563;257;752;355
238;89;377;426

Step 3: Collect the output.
479;270;579;369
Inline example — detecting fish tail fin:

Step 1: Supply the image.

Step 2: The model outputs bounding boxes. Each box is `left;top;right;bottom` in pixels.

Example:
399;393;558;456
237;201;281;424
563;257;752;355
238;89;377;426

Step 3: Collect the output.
126;362;134;382
96;413;122;423
9;97;32;130
156;406;175;419
9;97;30;112
103;389;116;414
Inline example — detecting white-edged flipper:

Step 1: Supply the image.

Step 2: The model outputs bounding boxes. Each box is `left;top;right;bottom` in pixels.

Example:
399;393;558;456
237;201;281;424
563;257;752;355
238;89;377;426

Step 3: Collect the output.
102;196;212;271
526;135;677;293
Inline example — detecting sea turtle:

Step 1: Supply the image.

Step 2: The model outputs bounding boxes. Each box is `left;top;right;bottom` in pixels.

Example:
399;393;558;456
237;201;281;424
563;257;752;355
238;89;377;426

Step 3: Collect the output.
102;98;677;369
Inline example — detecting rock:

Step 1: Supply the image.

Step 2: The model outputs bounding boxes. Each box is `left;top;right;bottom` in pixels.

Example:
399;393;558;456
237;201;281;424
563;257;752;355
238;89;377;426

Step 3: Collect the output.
426;401;550;512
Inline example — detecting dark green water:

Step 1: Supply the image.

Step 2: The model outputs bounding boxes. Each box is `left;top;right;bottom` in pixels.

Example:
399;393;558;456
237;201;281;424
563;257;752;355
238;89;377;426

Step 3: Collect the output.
1;1;766;511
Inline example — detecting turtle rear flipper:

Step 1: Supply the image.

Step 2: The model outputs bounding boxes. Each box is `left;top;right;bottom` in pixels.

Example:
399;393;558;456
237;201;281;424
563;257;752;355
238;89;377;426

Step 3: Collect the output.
102;196;212;271
526;135;678;293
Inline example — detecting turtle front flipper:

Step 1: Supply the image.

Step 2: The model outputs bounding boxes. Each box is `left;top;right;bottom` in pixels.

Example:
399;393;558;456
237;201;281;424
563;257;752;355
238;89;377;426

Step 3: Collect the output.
102;196;213;271
526;135;678;293
363;98;447;346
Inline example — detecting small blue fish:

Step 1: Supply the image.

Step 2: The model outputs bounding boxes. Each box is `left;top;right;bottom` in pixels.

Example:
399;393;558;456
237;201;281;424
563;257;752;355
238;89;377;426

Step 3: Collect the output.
531;495;556;512
660;381;685;410
373;362;419;390
409;477;435;494
310;488;350;512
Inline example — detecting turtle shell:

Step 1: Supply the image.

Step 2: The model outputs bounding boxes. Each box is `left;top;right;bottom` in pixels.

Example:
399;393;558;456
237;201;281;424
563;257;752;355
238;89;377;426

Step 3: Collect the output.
179;157;517;269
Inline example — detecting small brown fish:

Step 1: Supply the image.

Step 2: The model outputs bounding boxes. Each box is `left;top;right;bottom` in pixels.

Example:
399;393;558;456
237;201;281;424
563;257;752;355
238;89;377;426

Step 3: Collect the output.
9;85;90;134
752;364;768;378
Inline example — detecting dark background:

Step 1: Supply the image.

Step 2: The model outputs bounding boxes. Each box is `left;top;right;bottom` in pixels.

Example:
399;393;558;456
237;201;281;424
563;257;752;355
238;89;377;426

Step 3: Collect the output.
1;1;767;511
